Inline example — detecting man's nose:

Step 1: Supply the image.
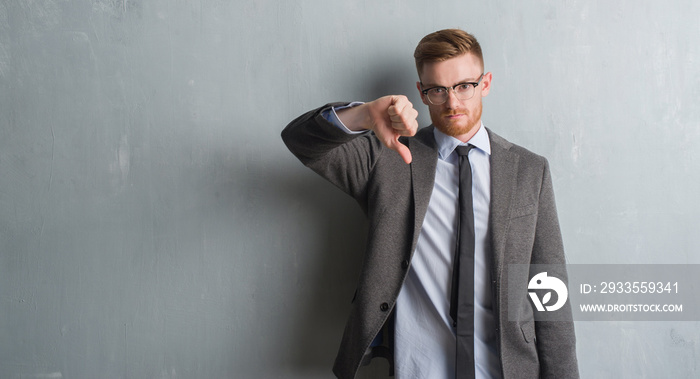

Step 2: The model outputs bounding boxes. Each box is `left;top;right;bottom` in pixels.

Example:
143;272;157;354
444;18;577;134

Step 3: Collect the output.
445;88;461;109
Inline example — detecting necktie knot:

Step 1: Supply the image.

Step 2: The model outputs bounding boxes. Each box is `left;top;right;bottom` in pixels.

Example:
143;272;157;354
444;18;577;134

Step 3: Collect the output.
455;144;475;157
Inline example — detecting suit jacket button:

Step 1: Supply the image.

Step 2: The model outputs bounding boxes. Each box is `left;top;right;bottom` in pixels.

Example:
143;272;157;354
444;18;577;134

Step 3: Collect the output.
401;260;409;269
380;302;389;312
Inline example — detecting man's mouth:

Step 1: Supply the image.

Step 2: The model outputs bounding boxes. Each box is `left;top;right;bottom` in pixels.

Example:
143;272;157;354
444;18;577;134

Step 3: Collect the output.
443;111;466;119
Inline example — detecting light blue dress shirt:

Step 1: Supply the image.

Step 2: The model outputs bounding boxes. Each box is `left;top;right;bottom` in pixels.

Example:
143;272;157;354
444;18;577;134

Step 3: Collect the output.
324;105;502;379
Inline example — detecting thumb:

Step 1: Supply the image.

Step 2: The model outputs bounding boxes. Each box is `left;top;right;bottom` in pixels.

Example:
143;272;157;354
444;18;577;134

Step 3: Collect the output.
387;136;412;164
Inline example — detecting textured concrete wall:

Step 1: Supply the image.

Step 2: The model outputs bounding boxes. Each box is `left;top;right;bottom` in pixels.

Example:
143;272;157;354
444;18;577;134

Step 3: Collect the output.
1;1;698;378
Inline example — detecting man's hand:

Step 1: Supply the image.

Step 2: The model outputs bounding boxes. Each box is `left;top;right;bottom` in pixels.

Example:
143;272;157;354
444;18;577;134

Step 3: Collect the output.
337;95;419;164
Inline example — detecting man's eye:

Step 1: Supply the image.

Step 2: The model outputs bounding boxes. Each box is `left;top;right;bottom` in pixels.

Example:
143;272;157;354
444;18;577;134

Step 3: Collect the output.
431;87;447;94
456;84;472;91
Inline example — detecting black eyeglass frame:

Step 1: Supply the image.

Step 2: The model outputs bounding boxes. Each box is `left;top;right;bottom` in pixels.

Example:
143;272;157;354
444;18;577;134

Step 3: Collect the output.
420;73;485;105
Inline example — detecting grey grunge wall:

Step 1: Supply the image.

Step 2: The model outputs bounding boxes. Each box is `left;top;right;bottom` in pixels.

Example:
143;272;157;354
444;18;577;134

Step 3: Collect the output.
1;1;698;378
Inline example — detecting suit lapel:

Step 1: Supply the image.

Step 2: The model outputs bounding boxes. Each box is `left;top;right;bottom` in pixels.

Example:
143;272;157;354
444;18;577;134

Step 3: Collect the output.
405;127;438;256
487;129;519;279
404;127;519;273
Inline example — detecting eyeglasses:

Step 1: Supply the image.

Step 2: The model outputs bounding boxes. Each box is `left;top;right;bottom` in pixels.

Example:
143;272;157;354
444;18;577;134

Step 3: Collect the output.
420;74;484;105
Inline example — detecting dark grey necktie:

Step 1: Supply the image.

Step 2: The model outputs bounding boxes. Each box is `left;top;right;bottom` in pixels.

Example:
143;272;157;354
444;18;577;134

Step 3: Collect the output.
451;144;476;379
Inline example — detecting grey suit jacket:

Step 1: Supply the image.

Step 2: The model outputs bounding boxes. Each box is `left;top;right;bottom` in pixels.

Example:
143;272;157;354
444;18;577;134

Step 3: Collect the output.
281;104;579;379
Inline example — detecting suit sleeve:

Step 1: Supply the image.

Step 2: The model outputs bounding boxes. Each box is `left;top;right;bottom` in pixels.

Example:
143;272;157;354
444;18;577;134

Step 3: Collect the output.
281;104;385;203
531;159;580;378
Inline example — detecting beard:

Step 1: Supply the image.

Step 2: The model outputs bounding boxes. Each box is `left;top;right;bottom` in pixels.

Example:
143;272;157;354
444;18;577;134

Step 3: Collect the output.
430;102;482;138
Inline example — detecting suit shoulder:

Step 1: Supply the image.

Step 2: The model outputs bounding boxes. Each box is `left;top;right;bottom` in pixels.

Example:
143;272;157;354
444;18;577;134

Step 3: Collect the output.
487;128;548;167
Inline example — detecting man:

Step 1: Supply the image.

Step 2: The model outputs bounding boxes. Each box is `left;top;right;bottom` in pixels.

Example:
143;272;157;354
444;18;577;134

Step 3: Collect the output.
282;29;578;379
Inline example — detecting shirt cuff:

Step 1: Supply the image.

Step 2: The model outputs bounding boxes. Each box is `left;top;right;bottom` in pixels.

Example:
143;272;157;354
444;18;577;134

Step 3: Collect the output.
321;102;366;134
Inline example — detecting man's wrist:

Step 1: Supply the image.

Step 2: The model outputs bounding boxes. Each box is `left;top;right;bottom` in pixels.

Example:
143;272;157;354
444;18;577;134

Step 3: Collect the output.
322;102;367;134
336;103;371;132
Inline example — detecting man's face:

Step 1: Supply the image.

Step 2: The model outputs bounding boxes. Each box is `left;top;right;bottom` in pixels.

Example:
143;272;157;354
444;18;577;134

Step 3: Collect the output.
416;53;491;141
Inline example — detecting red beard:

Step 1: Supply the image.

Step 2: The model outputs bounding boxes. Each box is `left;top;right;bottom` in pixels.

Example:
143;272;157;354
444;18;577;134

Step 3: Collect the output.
431;103;482;139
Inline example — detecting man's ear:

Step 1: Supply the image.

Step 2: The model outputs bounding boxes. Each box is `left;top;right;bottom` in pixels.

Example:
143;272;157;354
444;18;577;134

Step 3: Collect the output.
416;81;429;105
480;72;493;97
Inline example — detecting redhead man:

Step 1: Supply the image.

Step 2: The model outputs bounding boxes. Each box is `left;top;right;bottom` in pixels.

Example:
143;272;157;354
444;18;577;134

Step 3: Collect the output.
282;29;579;379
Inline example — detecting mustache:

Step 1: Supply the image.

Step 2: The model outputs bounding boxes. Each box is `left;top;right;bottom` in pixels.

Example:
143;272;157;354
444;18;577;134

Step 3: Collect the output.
441;109;468;117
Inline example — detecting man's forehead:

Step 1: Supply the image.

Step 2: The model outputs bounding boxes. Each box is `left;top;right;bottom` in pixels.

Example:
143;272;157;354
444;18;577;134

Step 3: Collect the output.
419;54;483;85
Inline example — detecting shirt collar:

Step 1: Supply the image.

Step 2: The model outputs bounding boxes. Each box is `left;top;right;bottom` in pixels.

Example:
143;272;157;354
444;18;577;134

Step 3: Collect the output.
433;121;491;160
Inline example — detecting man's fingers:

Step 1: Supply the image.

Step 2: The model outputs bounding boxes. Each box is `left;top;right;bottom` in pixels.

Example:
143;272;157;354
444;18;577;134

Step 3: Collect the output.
367;95;417;164
394;109;419;135
387;96;412;121
390;94;413;112
387;98;418;137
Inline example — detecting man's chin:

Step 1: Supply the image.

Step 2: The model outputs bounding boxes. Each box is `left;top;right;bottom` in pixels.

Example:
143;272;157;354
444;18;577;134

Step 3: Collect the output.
434;121;478;138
